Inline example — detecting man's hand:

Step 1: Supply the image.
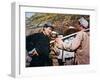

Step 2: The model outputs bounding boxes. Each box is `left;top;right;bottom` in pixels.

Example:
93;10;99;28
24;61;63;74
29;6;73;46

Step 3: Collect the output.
55;38;63;44
32;50;39;56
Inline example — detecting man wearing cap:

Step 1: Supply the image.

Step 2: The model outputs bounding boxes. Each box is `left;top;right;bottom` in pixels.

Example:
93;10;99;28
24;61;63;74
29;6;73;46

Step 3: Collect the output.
26;22;54;67
55;17;89;64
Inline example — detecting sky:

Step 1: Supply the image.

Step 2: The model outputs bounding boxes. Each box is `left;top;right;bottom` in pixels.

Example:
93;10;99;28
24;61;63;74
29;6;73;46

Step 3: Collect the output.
25;12;35;18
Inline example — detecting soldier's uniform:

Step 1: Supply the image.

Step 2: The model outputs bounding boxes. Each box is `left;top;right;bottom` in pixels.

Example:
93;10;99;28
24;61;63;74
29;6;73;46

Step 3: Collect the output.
50;42;59;66
56;17;89;64
26;32;52;67
26;22;54;67
49;31;59;66
61;30;89;64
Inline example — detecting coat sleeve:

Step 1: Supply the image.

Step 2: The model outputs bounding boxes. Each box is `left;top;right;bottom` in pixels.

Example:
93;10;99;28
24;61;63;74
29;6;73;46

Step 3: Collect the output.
70;31;83;50
56;41;71;50
59;31;83;51
26;35;36;52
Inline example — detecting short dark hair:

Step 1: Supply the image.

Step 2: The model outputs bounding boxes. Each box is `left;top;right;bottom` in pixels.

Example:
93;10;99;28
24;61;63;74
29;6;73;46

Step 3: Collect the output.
43;22;54;30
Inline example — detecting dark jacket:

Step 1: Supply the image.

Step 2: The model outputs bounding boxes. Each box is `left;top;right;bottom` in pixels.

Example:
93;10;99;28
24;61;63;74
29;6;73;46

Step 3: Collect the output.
26;32;52;66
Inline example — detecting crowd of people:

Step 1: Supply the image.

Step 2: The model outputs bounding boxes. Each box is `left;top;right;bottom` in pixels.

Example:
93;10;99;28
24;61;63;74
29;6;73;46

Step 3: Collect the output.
26;17;89;67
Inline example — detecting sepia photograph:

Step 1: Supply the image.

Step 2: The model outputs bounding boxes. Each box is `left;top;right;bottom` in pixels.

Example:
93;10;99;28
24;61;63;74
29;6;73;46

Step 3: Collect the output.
25;12;90;67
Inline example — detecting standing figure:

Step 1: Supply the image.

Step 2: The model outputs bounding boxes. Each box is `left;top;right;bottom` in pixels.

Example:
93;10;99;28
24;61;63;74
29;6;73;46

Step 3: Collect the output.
26;22;54;67
55;17;90;65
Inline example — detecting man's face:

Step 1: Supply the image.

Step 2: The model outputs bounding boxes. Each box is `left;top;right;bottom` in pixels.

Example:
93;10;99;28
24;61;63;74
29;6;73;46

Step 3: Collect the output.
44;27;53;36
74;22;81;31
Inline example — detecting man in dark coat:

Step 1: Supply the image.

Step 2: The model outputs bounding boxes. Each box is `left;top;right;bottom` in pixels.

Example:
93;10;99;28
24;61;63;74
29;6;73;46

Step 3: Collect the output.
26;22;54;67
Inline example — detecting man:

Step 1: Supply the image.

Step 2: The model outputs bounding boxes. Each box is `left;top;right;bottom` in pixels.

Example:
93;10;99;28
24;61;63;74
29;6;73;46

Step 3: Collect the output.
26;22;54;67
49;31;59;66
55;17;89;65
